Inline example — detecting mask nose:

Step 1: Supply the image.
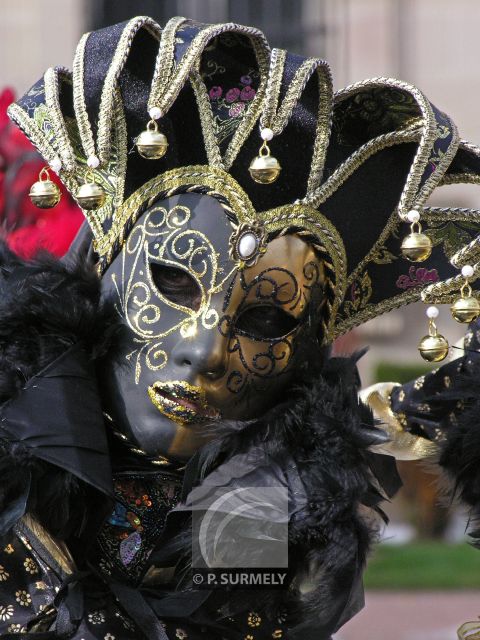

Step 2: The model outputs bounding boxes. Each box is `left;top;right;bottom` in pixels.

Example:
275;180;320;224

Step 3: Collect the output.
171;327;227;381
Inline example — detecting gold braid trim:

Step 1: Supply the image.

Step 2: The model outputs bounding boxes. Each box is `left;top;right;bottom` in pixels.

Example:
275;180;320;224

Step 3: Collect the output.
444;208;480;269
150;16;187;109
259;203;347;342
147;20;270;125
334;77;438;220
223;38;269;170
441;172;480;186
44;67;77;172
260;48;287;131
96;16;162;165
423;206;480;223
302;128;421;209
72;31;96;160
422;276;478;305
359;382;439;460
259;49;333;195
307;61;333;194
93;165;257;259
189;69;225;169
112;86;128;208
147;18;269;171
7;102;79;196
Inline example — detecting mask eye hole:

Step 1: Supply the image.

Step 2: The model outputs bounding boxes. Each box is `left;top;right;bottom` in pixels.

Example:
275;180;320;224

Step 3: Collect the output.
150;263;202;311
235;305;299;340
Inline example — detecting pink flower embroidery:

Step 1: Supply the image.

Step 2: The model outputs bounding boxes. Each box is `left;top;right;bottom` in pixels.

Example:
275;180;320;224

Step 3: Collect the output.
240;86;256;101
209;86;222;100
225;87;241;103
396;266;439;290
240;75;252;85
228;102;246;118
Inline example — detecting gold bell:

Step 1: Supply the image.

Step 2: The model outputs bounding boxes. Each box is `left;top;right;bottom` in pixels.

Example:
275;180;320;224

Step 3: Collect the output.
401;221;432;262
136;120;168;159
249;140;281;184
418;309;449;362
29;167;61;209
76;172;106;210
451;274;480;323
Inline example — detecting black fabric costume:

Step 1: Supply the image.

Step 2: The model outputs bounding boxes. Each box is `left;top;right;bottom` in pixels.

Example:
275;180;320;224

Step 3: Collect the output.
3;13;480;640
0;244;400;638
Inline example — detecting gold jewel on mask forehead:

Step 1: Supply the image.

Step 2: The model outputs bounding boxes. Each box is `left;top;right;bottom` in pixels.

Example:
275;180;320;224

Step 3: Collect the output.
229;222;268;268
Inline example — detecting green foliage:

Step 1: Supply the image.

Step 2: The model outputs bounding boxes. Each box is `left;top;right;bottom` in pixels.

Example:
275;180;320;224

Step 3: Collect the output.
374;361;432;385
365;543;480;589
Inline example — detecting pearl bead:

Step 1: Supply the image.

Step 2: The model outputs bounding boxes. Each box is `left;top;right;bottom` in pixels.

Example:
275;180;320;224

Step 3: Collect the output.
149;106;162;120
426;306;439;319
87;154;100;169
238;232;258;259
407;209;420;223
260;127;274;141
461;265;474;278
50;157;62;173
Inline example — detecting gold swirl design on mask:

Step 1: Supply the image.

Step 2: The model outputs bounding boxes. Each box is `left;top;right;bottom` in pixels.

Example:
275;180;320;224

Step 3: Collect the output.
111;203;236;383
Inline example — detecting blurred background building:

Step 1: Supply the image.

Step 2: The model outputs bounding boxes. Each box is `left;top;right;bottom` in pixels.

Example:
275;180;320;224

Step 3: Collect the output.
1;2;480;637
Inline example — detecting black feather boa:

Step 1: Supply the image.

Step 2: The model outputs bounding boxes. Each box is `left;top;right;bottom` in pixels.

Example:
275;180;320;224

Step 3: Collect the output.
0;243;114;541
146;356;399;639
0;242;401;639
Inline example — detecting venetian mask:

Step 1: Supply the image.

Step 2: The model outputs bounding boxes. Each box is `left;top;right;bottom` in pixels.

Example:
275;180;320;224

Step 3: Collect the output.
100;191;325;461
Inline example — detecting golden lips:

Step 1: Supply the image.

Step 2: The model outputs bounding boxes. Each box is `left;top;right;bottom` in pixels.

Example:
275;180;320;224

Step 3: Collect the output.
148;381;220;426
